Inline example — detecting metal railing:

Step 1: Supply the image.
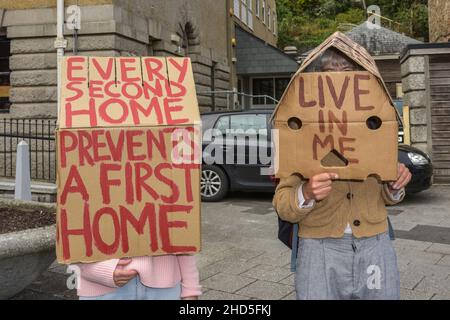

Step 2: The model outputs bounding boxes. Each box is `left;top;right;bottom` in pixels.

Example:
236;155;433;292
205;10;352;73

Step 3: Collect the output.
0;118;57;182
0;92;279;182
198;90;279;110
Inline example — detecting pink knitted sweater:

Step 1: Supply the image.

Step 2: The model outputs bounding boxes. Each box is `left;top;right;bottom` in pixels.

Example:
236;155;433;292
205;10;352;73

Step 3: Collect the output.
75;255;201;298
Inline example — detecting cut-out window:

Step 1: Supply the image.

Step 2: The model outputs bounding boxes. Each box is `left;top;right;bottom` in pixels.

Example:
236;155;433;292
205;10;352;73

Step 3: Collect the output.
288;117;302;130
366;116;382;130
321;149;349;167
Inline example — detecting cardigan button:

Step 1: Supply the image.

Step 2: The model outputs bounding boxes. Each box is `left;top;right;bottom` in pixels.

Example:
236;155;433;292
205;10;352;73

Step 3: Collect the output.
347;193;354;200
353;220;361;227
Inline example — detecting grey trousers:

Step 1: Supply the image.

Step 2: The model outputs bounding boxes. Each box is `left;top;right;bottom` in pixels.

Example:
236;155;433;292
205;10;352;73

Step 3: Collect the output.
295;232;400;300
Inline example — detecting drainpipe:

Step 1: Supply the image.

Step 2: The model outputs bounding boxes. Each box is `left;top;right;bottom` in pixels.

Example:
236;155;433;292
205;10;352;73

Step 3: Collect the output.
55;0;67;122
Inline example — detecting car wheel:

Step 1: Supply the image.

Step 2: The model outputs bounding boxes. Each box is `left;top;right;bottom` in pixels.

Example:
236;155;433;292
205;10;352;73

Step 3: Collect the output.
201;165;229;202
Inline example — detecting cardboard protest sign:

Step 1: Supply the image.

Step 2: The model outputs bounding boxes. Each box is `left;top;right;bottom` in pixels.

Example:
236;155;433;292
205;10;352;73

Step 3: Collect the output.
56;56;201;264
271;32;398;181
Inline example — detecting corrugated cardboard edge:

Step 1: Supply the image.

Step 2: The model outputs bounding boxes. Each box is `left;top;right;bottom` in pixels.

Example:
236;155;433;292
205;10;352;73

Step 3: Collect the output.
270;31;403;125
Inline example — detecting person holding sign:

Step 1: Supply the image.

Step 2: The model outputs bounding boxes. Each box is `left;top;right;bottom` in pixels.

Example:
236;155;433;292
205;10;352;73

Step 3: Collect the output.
272;38;411;300
56;56;203;300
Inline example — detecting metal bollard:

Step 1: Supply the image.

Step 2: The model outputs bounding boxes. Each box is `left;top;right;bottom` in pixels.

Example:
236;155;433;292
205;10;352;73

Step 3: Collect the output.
14;140;32;201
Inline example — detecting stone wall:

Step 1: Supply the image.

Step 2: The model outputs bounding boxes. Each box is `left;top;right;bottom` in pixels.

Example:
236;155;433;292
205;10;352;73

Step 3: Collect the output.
428;0;450;43
0;0;112;9
1;2;231;118
233;0;278;48
401;52;429;153
115;0;229;64
0;179;57;203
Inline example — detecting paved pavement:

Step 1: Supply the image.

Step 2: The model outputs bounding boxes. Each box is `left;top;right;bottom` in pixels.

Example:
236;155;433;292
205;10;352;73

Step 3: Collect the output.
13;185;450;300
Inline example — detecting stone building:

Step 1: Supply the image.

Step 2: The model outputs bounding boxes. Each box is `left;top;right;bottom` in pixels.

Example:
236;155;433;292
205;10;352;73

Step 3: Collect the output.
235;27;298;109
401;43;450;184
398;2;450;184
428;0;450;42
0;0;230;117
0;0;283;118
0;0;289;193
346;22;422;99
232;0;298;109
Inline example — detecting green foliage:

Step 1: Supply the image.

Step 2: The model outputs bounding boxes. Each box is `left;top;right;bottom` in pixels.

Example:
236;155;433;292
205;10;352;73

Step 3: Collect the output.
277;0;429;52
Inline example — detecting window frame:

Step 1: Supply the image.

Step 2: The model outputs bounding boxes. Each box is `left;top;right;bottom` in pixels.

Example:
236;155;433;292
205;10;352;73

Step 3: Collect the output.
251;77;274;106
273;11;277;35
241;0;253;30
262;0;266;24
234;0;241;20
250;76;291;106
247;0;253;29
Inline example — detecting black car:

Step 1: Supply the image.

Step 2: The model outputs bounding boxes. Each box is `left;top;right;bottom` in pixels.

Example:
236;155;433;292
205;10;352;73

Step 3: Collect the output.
200;110;433;202
399;144;433;194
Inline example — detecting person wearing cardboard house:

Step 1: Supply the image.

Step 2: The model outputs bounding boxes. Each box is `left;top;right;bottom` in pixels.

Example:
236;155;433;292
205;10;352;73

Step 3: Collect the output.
272;32;411;300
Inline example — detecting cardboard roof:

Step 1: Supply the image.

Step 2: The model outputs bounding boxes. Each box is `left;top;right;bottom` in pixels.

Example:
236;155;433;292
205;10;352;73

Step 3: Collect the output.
271;31;402;123
58;56;201;129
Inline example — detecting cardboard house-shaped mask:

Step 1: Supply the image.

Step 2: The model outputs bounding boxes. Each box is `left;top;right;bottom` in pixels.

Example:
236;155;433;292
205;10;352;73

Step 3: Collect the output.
56;56;201;264
271;32;399;181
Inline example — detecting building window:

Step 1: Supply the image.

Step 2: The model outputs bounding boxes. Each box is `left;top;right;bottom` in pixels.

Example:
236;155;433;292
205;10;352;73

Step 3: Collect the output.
275;78;290;100
256;0;260;18
247;0;253;29
262;0;266;24
234;0;240;19
241;1;247;24
241;0;253;29
253;78;274;105
237;78;243;107
268;6;271;30
252;77;290;105
273;11;277;35
0;34;11;113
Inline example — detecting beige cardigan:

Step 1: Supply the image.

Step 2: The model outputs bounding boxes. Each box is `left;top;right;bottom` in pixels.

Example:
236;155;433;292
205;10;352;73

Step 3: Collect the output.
273;174;405;238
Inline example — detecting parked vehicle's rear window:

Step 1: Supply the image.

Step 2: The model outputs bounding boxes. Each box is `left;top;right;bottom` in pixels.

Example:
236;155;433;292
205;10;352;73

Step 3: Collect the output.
213;114;269;136
230;114;267;131
214;116;230;131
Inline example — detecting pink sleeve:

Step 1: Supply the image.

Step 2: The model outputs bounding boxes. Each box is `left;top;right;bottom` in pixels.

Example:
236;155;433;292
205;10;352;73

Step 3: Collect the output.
75;259;120;288
177;255;202;298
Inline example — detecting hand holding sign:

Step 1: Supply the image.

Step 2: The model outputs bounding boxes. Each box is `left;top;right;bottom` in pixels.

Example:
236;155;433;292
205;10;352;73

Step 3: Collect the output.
303;173;339;202
389;163;411;191
113;258;137;287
